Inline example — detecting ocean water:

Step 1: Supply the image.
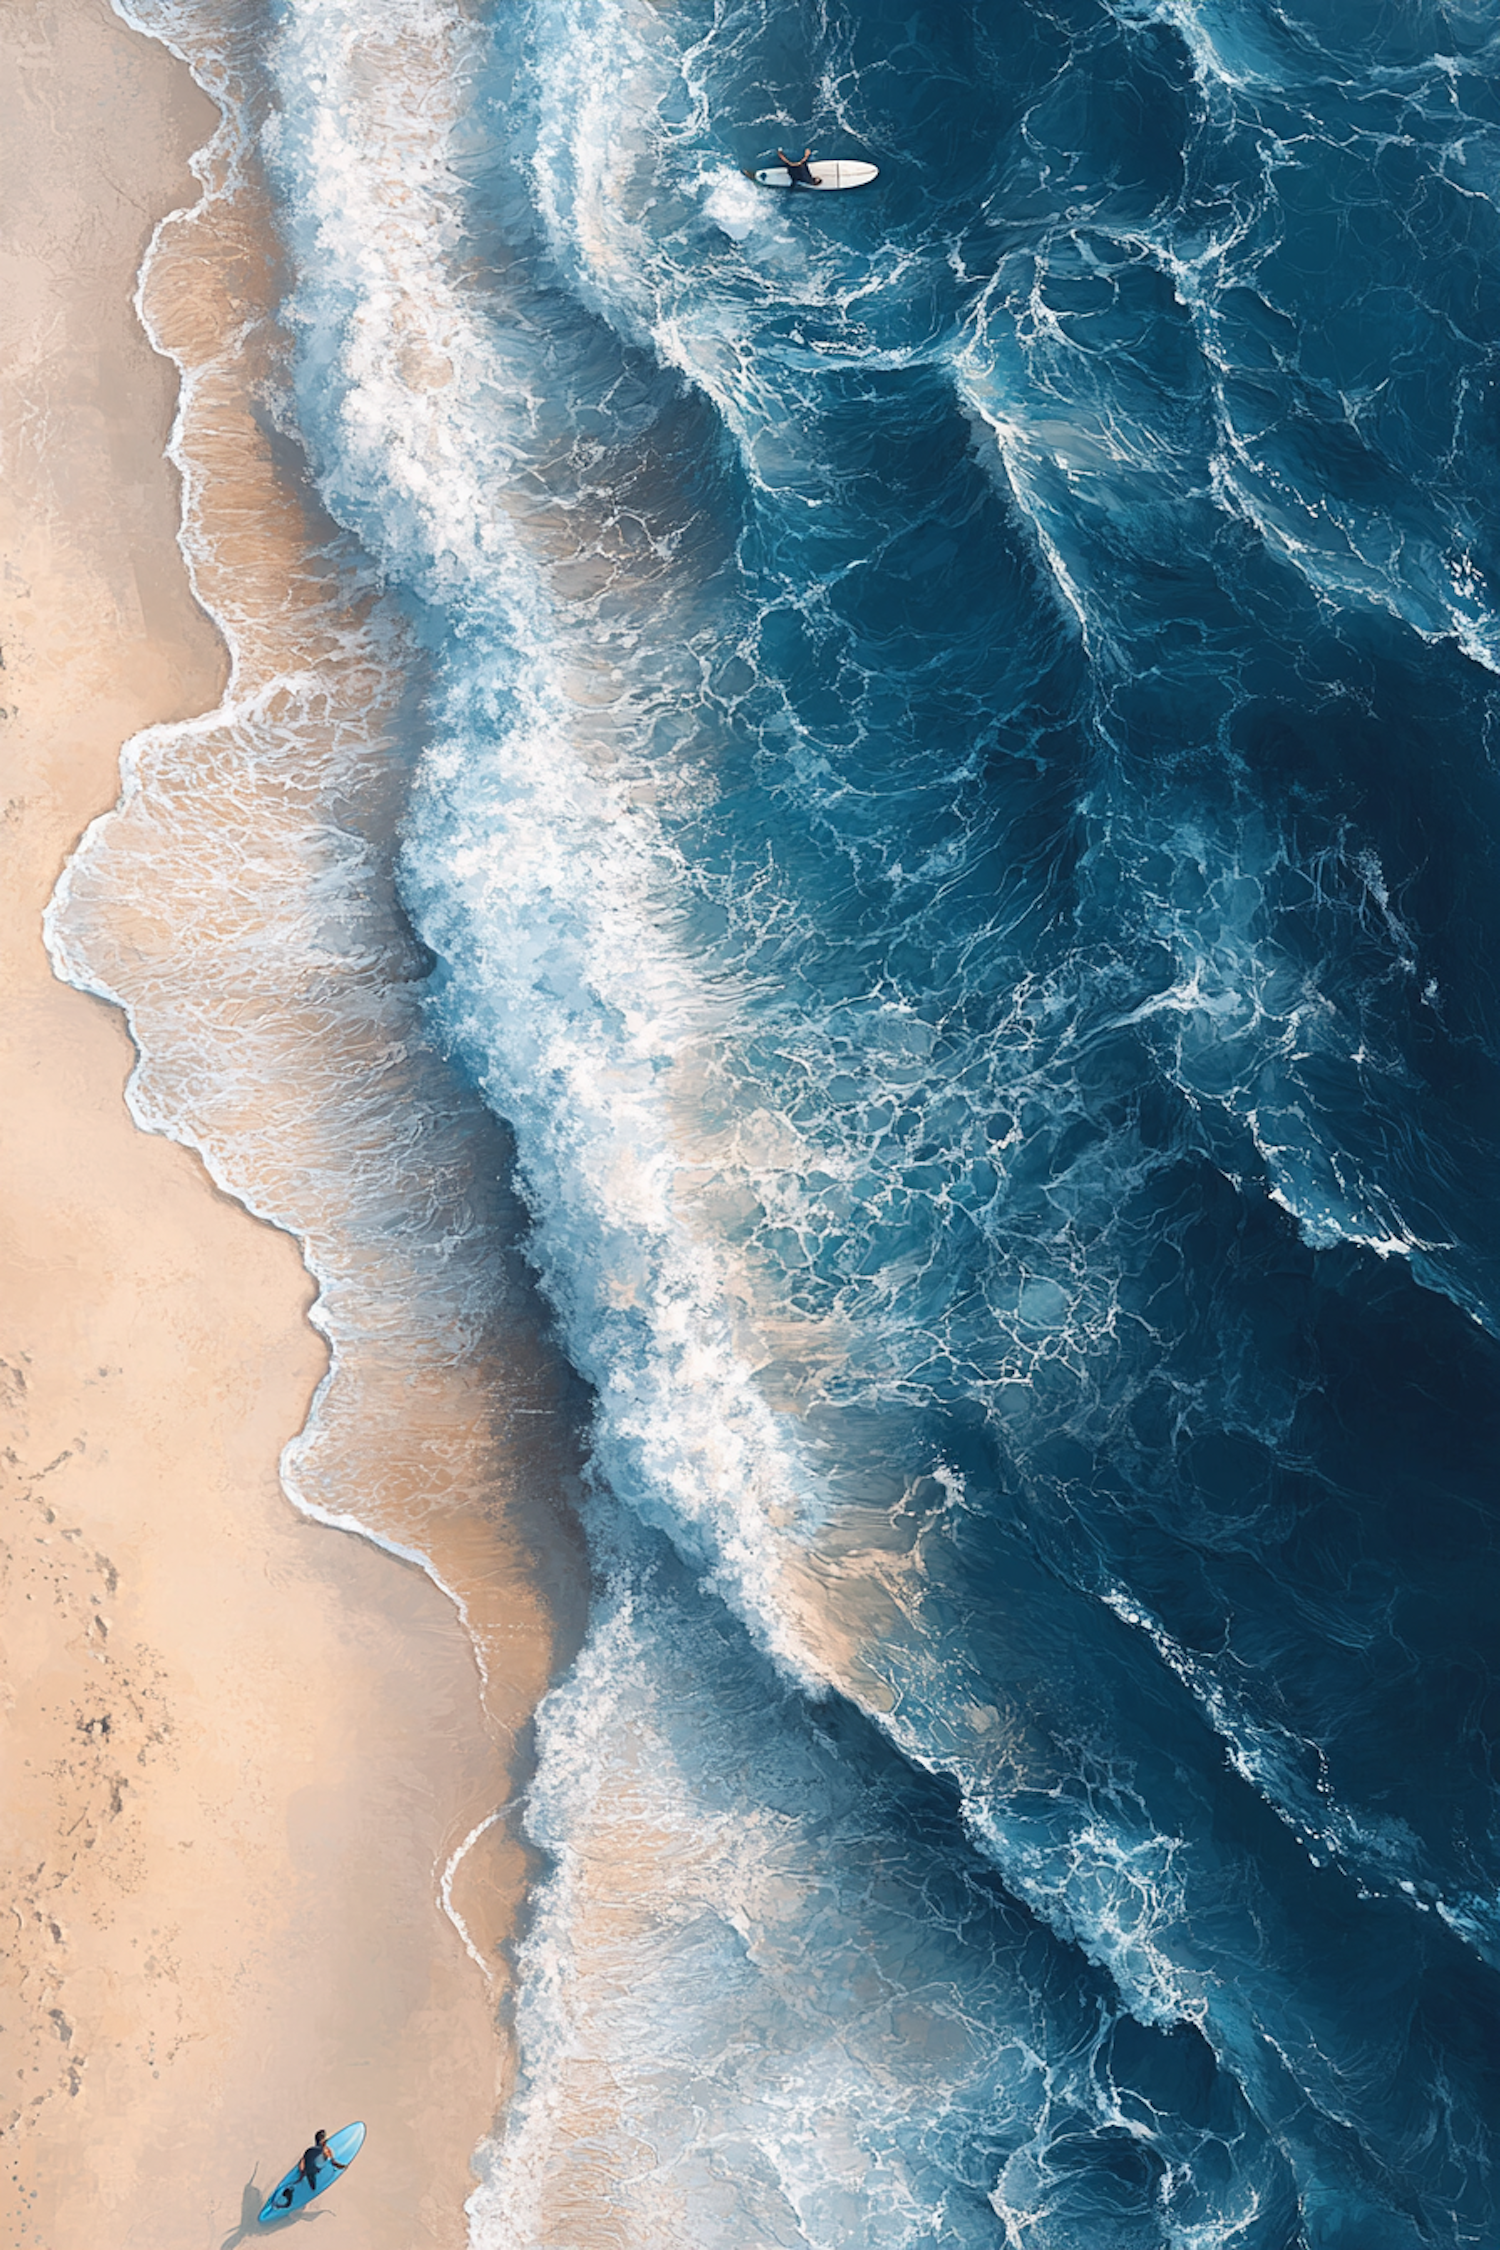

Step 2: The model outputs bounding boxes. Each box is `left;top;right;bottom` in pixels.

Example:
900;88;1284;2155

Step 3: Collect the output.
73;0;1500;2242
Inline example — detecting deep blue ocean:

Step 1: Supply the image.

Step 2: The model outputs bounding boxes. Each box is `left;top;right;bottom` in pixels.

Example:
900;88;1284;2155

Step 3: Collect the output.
119;0;1500;2240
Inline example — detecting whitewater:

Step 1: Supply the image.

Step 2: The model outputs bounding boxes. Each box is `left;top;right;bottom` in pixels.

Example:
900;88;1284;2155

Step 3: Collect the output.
53;0;1500;2243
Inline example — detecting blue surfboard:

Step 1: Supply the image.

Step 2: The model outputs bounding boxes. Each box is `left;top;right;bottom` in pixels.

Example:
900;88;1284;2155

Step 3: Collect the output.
258;2122;365;2224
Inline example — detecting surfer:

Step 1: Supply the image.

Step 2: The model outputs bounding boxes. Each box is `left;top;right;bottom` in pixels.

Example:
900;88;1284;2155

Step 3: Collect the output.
275;2129;348;2209
777;146;817;187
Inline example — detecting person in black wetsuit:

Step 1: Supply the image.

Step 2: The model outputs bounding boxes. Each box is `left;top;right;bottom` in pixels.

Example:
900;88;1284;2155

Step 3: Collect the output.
777;146;817;186
275;2129;348;2209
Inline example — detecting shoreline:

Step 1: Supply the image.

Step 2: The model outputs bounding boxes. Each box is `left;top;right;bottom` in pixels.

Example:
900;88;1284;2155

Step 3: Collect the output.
1;4;578;2243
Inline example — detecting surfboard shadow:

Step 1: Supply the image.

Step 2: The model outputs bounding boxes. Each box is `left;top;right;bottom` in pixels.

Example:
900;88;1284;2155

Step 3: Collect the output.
219;2171;331;2246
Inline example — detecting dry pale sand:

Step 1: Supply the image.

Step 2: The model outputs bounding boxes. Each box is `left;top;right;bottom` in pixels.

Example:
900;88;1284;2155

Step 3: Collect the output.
0;5;548;2244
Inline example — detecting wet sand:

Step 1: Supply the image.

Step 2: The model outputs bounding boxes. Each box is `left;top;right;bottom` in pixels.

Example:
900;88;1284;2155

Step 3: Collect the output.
0;4;562;2243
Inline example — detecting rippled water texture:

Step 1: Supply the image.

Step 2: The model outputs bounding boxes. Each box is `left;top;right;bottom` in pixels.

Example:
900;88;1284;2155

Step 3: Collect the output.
78;0;1500;2243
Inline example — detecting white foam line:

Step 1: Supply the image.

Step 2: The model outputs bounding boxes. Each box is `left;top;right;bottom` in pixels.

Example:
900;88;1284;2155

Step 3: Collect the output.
440;1800;521;1983
47;0;511;1715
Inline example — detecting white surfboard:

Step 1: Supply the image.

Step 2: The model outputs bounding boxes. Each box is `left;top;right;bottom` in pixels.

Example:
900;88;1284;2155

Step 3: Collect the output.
748;161;879;192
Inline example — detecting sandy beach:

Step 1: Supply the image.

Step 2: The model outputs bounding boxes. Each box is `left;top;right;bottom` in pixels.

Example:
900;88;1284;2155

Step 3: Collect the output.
0;5;569;2244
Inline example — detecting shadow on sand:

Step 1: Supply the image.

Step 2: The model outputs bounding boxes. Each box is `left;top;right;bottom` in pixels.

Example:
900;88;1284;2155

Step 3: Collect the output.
219;2172;330;2247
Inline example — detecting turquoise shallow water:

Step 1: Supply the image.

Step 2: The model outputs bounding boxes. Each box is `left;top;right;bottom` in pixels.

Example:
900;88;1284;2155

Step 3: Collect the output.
121;0;1500;2239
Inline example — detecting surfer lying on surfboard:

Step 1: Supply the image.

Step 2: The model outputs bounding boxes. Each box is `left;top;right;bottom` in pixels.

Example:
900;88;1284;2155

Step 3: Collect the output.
744;152;879;191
